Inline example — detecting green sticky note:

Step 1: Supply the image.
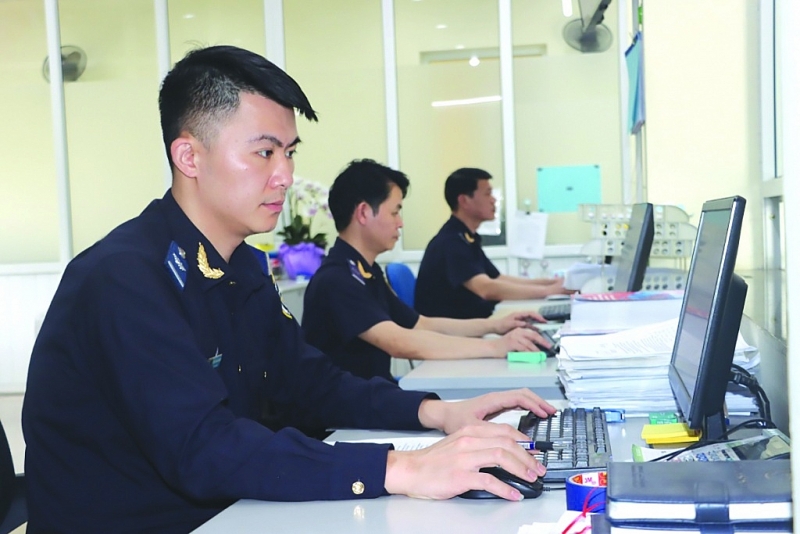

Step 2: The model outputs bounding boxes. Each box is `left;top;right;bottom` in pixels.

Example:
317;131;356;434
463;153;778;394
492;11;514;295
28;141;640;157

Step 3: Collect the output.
507;351;546;363
648;412;679;425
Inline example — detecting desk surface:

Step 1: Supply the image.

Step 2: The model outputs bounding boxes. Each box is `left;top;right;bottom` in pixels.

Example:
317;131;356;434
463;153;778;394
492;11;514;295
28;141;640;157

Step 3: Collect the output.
192;416;645;534
399;298;564;399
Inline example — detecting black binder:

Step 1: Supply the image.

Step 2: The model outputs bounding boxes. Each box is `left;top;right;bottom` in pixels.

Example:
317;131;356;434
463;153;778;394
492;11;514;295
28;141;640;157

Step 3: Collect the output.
606;460;792;527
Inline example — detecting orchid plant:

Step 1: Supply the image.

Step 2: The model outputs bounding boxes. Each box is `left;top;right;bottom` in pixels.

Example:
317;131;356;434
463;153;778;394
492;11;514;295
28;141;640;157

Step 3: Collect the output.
277;177;332;249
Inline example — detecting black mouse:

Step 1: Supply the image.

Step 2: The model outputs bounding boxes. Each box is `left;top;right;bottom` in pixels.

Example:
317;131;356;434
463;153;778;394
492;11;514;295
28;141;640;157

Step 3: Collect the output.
458;467;544;499
525;322;559;357
535;340;558;358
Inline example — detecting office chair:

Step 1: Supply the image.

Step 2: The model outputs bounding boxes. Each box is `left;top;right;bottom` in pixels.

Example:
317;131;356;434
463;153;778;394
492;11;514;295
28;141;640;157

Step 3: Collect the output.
385;262;418;373
0;419;26;534
385;263;417;309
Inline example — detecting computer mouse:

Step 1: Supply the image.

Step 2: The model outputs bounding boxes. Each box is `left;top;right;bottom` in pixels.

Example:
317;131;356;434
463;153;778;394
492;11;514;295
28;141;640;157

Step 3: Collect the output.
534;340;558;358
458;467;544;499
529;326;559;357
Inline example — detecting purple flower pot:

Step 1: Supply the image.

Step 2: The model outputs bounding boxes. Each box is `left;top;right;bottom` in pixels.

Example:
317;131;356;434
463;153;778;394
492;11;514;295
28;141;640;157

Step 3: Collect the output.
278;242;324;280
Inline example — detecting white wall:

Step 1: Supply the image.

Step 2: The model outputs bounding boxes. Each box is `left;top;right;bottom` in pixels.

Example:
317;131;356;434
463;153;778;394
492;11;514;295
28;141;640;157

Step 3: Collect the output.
644;1;763;270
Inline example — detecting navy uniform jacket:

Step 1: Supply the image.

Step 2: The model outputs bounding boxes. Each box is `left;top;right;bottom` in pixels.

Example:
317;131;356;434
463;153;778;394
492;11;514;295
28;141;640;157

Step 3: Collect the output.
415;216;501;319
22;191;434;534
302;238;419;382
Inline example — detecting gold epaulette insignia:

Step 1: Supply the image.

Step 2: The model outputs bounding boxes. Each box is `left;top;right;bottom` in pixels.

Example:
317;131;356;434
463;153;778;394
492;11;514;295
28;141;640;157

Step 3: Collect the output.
197;243;224;279
463;232;475;244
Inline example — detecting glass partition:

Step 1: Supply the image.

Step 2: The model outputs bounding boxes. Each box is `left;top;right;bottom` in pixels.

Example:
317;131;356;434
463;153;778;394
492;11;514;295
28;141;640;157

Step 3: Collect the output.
511;0;622;246
59;0;164;256
0;1;60;263
168;0;265;61
395;0;504;250
284;0;387;187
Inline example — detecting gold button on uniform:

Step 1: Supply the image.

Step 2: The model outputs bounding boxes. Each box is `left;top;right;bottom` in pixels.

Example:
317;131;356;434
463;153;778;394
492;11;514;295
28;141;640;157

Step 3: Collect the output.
351;480;365;495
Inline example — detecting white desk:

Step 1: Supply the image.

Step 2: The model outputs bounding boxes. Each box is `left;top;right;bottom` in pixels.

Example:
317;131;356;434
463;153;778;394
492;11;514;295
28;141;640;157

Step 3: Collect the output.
192;416;646;534
398;358;564;400
398;298;565;399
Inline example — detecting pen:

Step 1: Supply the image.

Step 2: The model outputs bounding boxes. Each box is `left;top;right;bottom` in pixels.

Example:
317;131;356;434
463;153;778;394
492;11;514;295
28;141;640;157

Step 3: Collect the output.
517;440;554;451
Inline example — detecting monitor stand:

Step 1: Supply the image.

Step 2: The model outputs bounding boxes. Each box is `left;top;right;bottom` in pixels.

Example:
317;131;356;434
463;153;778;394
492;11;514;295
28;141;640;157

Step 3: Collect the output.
702;412;728;442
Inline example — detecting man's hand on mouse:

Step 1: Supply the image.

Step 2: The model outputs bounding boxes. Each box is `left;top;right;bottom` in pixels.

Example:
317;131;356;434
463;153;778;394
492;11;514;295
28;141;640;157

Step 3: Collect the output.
383;423;546;501
492;327;551;355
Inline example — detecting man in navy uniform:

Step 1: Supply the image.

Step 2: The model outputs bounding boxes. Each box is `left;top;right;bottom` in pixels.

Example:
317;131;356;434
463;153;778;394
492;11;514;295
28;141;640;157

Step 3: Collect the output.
415;168;571;319
22;46;554;533
303;159;553;382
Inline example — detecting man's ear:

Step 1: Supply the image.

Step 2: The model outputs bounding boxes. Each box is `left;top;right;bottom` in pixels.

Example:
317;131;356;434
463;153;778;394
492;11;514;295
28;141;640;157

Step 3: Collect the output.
170;134;201;178
457;192;470;211
354;201;372;226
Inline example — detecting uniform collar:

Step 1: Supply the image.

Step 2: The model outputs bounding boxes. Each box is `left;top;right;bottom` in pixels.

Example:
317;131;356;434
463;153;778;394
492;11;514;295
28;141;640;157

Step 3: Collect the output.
444;215;482;245
158;189;265;292
328;237;385;280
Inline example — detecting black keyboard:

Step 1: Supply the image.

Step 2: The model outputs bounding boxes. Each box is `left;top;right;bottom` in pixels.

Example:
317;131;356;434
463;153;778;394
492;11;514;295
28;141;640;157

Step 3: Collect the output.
517;407;612;482
538;302;571;322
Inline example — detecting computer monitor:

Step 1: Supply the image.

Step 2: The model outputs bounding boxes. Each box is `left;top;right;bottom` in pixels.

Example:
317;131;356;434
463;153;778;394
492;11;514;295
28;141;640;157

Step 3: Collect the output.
668;196;748;441
612;203;654;292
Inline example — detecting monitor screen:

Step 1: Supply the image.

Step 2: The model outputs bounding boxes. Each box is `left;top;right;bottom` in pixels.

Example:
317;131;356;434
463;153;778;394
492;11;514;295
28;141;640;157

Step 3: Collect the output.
613;203;654;292
668;196;747;441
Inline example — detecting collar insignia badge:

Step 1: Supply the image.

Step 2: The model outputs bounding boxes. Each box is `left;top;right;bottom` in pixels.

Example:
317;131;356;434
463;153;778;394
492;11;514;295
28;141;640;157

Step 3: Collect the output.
197;243;224;279
349;260;366;285
208;348;222;369
164;241;188;290
357;261;373;279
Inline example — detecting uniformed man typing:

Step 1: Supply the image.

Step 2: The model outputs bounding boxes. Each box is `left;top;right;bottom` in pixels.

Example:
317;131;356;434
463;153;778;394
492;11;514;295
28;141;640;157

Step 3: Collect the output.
22;46;554;534
303;159;553;382
415;168;572;319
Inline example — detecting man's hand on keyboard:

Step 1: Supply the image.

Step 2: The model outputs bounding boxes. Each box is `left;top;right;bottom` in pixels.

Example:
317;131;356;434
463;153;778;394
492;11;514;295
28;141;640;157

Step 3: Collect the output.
384;423;547;501
418;389;557;436
492;311;546;334
546;276;578;295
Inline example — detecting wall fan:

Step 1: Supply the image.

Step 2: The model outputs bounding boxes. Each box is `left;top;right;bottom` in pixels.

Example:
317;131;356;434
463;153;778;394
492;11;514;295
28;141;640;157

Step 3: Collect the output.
563;19;613;53
42;45;87;82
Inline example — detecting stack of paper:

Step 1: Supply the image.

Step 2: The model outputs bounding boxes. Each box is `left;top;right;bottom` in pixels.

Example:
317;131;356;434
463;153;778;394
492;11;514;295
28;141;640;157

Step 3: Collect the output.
557;319;760;415
568;290;684;333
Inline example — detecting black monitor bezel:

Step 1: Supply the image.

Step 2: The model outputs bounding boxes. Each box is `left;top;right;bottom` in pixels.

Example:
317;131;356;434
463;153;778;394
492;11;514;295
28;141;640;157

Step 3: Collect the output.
667;196;747;439
613;202;654;292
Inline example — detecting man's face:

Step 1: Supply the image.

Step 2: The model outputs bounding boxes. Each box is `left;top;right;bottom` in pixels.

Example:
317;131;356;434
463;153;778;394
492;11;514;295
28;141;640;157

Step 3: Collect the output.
366;184;404;254
462;178;496;223
192;92;299;241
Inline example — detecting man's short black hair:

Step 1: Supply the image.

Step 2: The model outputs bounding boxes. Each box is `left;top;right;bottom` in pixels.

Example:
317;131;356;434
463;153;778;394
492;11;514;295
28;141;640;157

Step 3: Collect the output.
159;45;318;166
328;159;410;232
444;168;492;211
